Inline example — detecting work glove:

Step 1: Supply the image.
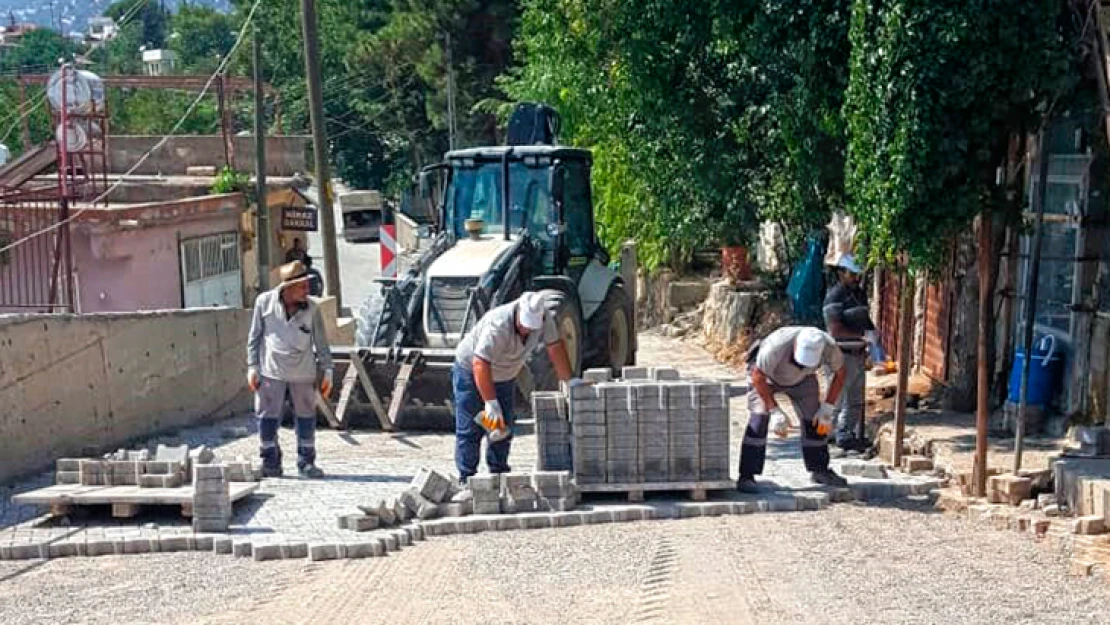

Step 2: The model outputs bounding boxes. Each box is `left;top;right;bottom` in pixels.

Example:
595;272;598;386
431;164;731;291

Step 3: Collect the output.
247;367;260;393
814;402;836;437
475;399;510;442
320;369;334;397
769;406;790;439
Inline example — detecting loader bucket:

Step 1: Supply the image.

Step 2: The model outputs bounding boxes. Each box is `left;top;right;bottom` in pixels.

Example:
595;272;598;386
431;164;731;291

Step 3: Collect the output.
332;346;457;431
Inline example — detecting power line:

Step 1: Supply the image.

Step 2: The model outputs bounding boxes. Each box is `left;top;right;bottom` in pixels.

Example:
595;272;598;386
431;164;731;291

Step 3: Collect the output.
0;0;264;257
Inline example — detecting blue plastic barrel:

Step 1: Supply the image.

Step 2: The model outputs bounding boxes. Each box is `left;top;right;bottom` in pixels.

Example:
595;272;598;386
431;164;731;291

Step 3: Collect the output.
1008;335;1065;406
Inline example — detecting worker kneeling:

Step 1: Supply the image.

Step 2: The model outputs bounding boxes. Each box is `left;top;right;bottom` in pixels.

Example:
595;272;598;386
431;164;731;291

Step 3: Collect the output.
737;326;849;492
453;291;576;482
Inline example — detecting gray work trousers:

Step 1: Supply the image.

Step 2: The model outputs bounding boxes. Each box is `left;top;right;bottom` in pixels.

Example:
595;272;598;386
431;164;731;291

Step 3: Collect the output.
834;350;867;445
739;370;829;476
255;376;318;470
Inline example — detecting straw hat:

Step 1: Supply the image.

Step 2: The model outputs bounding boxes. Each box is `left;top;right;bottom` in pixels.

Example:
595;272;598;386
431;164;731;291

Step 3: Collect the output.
278;261;311;290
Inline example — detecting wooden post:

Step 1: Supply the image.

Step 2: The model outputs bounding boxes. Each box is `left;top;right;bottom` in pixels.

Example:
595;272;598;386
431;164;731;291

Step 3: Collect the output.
893;269;915;469
621;241;638;357
975;211;993;497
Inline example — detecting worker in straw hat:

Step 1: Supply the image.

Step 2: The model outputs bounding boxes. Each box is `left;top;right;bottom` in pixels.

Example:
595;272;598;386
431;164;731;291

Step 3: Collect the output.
737;326;849;492
823;253;886;455
246;260;334;479
452;291;579;482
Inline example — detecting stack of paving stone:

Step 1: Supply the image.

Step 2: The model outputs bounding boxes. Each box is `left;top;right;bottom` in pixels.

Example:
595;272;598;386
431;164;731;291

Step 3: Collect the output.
568;366;731;486
54;445;260;489
192;464;232;532
468;471;578;514
533;392;572;471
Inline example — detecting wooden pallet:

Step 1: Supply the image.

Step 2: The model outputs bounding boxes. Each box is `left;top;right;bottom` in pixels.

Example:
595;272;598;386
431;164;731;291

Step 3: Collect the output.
576;480;734;503
12;483;258;519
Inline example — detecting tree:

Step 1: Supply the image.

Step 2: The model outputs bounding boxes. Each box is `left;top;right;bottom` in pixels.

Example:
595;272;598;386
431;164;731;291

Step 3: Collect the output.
169;4;238;73
843;0;1076;270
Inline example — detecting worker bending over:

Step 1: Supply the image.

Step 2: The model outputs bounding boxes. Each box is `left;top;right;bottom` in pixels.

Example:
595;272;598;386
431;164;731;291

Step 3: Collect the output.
453;291;576;481
246;261;333;479
737;326;849;492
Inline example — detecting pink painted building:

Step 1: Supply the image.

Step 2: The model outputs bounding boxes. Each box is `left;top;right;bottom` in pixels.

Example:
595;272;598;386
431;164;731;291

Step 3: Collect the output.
69;193;247;313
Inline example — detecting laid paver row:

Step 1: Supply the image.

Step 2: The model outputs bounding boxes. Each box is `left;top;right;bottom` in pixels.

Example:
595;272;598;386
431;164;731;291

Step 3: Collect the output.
0;476;942;562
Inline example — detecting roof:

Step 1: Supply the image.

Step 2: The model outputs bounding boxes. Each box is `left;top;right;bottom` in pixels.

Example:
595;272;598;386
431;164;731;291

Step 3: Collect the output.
445;145;592;163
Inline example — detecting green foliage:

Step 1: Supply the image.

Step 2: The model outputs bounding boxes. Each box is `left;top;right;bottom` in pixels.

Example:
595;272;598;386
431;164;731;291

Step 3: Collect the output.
0;29;79;73
211;166;251;194
168;5;238;74
843;0;1076;270
502;1;852;271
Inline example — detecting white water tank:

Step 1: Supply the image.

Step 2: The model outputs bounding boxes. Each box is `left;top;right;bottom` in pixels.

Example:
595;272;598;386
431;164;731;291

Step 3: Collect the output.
55;121;88;152
46;67;106;115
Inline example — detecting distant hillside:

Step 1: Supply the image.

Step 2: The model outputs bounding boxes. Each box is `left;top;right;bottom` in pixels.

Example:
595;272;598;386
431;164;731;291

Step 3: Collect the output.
0;0;231;37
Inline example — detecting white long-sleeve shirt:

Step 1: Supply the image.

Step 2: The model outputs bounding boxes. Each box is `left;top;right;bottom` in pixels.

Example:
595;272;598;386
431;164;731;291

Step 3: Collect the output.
247;289;333;383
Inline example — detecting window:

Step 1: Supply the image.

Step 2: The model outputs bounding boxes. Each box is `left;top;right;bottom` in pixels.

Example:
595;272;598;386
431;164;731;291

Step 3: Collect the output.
446;161;552;240
560;161;593;259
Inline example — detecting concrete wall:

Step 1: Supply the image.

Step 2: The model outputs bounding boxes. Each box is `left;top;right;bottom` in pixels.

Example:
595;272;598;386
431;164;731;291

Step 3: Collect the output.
0;309;252;483
109;136;309;177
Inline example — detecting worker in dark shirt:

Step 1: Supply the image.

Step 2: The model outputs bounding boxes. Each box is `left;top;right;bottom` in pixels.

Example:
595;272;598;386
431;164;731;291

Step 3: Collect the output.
822;254;884;453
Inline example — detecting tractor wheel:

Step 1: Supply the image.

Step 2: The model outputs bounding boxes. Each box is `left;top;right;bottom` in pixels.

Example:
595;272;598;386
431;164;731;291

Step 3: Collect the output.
583;284;634;374
524;289;584;395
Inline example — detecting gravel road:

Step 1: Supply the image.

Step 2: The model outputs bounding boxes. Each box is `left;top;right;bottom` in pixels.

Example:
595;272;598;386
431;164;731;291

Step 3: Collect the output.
4;498;1108;625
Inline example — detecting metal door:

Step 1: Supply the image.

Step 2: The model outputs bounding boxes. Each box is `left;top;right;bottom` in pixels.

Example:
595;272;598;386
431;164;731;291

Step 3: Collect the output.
180;232;243;308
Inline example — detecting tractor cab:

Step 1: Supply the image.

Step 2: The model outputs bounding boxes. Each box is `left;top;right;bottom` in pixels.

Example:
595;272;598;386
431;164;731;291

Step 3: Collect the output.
421;145;605;282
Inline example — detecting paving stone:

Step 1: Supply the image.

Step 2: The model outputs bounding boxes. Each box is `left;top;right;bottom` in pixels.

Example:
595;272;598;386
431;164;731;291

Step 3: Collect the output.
56;458;81;472
406;524;425;542
253;543;283;561
1072;515;1106;535
345;540;383;559
86;539;114;557
412;467;454;503
474;500;501;515
901;455;934;473
342;514;380;532
160;535;191;552
279;542;308;559
232;541;253;558
308;543;340;561
467;474;500;493
583;368;613;383
213;537;233;554
47;541;79;559
381;534;399;551
156;444;190;466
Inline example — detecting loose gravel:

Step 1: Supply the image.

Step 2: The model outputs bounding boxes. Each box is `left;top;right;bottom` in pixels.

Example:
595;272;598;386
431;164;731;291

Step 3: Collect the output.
0;553;307;625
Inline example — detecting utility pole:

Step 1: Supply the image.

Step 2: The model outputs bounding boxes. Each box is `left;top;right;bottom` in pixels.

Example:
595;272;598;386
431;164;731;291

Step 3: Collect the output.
253;17;269;294
445;31;457;150
300;0;342;310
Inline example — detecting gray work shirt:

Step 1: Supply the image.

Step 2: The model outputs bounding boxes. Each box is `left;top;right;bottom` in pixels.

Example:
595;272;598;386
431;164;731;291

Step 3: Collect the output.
247;289;333;383
754;326;843;388
454;300;559;382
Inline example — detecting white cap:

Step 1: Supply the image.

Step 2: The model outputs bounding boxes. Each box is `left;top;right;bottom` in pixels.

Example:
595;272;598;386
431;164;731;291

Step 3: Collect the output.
518;292;546;330
835;253;862;274
794;328;826;368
